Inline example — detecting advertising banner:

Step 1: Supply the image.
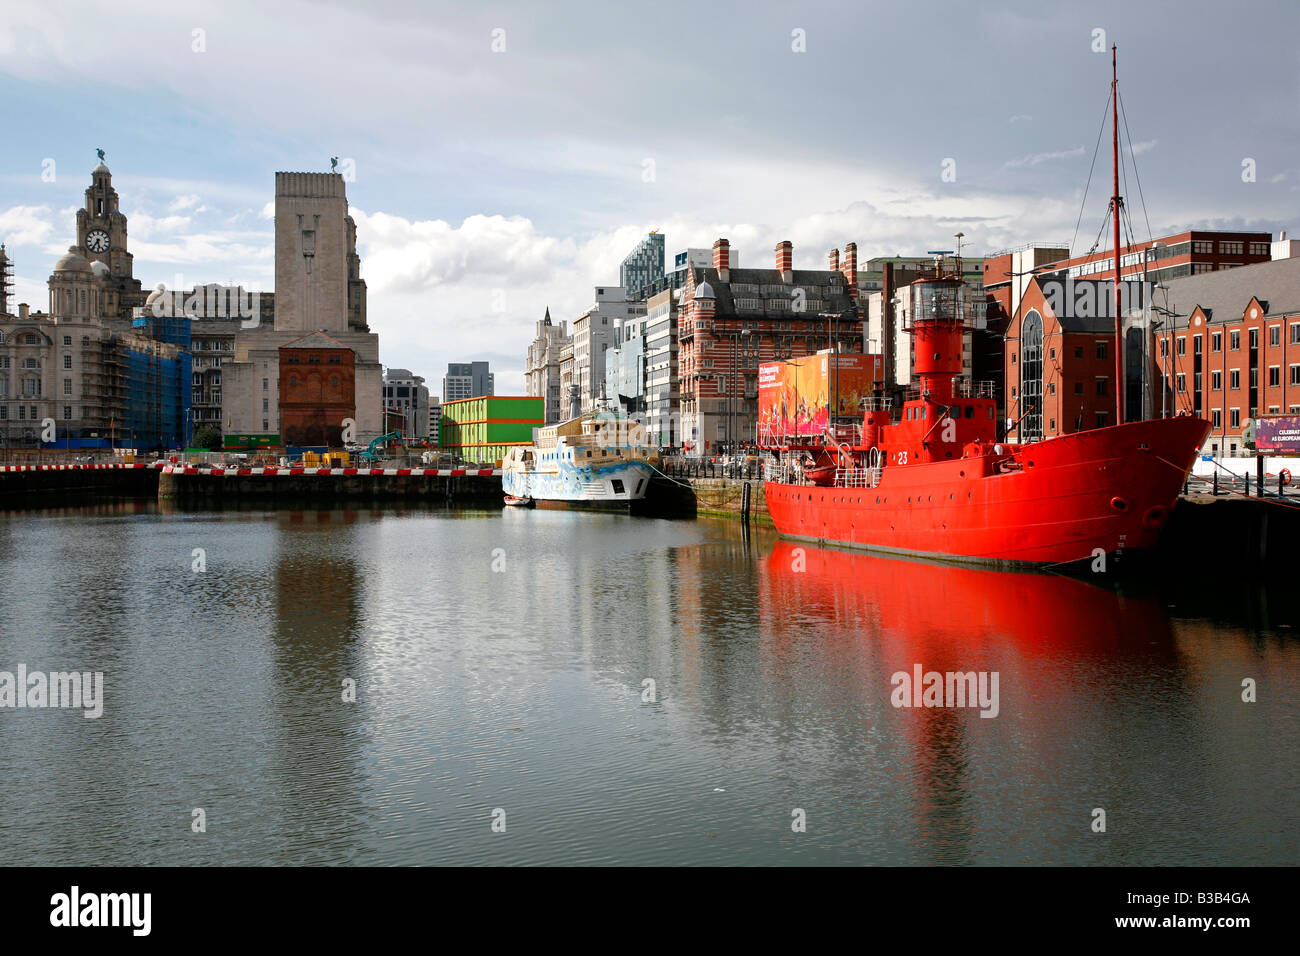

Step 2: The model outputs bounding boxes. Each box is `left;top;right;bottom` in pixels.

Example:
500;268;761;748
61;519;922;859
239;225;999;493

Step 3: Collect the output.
758;353;883;442
1253;415;1300;454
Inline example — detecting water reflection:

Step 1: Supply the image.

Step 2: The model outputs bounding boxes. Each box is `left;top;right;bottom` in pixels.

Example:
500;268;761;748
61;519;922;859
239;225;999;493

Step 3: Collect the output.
0;505;1295;865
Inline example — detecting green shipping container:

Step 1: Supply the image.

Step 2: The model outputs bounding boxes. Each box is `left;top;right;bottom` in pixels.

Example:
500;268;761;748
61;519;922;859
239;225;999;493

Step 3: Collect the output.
440;396;543;449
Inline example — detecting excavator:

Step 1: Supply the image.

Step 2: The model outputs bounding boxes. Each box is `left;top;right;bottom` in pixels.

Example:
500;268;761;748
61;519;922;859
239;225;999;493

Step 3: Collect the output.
357;431;403;466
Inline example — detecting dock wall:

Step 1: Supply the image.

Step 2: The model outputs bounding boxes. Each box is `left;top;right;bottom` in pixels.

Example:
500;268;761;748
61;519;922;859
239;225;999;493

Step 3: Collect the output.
156;466;504;503
0;463;160;503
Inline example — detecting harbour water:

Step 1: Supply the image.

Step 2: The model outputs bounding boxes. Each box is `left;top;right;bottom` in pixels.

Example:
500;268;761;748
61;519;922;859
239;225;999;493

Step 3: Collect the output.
0;504;1296;865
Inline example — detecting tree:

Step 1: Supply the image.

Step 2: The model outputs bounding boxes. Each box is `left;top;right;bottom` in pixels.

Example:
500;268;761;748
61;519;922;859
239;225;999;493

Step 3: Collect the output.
193;426;223;451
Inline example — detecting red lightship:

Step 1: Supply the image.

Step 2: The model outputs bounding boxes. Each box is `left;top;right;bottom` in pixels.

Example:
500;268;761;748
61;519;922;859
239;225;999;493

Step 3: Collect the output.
764;49;1209;570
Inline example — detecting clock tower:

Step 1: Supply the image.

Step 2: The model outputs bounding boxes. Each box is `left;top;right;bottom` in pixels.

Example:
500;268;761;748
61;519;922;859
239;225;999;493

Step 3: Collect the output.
75;152;144;321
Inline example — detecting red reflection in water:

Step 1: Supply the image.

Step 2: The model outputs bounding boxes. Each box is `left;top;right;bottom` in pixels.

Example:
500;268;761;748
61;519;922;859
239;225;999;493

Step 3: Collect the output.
758;539;1178;862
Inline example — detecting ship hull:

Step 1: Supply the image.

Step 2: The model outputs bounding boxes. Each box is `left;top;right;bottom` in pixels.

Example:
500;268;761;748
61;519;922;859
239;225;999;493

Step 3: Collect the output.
502;460;656;509
765;417;1209;568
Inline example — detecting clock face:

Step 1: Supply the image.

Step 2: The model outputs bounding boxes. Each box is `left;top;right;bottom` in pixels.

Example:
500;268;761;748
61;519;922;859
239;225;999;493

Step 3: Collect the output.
85;229;110;254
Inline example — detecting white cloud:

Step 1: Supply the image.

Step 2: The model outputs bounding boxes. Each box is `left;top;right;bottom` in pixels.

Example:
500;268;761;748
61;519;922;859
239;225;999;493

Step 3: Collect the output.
0;205;58;246
129;212;193;238
1004;147;1086;169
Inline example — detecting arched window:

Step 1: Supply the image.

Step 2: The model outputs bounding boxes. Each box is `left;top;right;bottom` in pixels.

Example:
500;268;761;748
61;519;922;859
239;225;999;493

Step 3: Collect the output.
1020;310;1043;441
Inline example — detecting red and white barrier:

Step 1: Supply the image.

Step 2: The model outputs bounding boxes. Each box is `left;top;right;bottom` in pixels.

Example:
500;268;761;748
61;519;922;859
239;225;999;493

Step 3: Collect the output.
157;465;501;477
0;462;157;473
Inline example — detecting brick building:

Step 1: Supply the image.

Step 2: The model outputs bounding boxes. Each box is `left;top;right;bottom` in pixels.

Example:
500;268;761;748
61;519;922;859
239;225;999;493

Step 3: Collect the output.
1156;256;1300;456
678;238;865;452
1002;276;1153;442
278;331;356;447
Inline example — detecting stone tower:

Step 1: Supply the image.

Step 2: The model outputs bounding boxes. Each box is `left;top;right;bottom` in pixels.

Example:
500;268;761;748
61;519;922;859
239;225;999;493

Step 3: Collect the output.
274;172;367;334
73;157;144;321
76;159;134;279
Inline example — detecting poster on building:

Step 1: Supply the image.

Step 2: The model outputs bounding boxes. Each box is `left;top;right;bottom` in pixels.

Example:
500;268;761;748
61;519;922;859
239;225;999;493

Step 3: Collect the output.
1253;414;1300;454
757;353;884;442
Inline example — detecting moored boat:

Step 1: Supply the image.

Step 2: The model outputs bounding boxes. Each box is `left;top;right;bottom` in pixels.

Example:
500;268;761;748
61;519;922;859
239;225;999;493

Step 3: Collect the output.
502;412;660;511
764;47;1208;569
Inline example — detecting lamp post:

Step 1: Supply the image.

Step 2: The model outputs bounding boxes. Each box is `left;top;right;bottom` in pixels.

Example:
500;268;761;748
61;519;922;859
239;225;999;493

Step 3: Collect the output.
818;306;860;433
725;327;753;455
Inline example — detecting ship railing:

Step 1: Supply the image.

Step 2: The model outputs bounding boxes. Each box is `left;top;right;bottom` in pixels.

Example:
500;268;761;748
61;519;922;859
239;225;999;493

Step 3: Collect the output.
953;379;997;399
828;423;863;445
834;467;877;489
765;460;803;485
861;397;893;411
901;379;997;402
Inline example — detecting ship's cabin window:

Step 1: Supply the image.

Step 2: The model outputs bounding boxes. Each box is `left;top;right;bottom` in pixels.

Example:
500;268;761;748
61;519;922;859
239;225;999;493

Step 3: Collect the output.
964;405;974;418
920;406;927;419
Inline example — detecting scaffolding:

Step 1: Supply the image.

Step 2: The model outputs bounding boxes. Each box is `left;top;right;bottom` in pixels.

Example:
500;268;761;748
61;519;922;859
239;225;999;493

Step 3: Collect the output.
0;244;12;316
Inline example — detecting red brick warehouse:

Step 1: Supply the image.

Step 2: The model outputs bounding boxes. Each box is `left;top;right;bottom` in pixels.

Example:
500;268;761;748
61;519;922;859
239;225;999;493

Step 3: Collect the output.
278;330;356;447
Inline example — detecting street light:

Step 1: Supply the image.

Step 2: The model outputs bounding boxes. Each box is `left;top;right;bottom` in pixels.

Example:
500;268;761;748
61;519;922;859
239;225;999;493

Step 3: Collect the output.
727;327;753;455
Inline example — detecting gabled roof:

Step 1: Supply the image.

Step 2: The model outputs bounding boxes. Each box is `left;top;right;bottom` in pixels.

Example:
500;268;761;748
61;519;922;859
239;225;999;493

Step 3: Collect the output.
1163;256;1300;328
687;266;856;317
280;329;348;349
1032;277;1151;332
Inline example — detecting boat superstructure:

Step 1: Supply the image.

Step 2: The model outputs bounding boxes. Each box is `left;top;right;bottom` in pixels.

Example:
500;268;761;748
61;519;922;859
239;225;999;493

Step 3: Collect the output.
502;413;660;510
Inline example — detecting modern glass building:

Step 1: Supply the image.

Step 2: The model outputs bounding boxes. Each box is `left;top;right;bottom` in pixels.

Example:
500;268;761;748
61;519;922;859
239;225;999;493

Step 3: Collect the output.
620;232;665;301
643;289;679;448
604;318;648;416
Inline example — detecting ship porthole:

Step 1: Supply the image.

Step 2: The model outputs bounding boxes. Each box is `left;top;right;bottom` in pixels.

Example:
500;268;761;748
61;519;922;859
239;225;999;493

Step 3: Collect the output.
1142;505;1167;528
1110;496;1131;512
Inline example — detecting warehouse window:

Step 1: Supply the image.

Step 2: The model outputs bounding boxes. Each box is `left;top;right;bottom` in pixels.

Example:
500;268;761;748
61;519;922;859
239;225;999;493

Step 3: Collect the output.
1020;310;1043;442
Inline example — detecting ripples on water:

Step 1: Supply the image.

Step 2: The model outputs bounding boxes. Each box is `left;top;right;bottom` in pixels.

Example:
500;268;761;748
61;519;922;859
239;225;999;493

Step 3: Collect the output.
0;503;1296;865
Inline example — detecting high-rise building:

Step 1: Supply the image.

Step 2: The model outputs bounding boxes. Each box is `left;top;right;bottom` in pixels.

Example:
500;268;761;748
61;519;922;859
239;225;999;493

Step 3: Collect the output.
573;286;644;413
524;308;570;423
643;288;681;447
620;232;665;301
428;398;441;444
443;361;493;403
637;247;737;302
382;367;430;437
223;171;383;444
604;314;648;417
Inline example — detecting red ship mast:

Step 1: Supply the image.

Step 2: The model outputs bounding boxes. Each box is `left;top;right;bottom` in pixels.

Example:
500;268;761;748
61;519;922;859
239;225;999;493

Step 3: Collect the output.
1111;44;1124;424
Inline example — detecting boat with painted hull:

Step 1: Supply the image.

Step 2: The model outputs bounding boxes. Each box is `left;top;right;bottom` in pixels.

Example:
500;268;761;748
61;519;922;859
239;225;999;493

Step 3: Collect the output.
502;413;659;511
766;415;1208;568
765;47;1207;570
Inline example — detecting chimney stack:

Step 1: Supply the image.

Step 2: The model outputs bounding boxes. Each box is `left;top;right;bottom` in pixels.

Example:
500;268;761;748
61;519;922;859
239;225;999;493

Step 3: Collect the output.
18;303;29;320
776;240;794;283
828;248;840;271
841;242;859;303
713;238;730;283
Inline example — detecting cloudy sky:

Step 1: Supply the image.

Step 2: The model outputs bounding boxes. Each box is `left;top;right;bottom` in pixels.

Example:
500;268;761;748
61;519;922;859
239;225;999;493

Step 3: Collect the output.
2;0;1298;393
